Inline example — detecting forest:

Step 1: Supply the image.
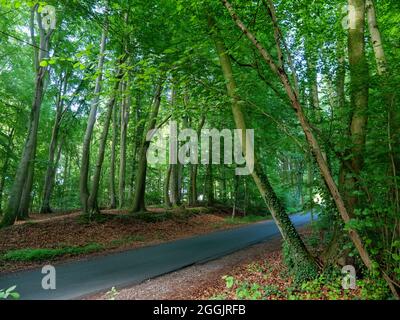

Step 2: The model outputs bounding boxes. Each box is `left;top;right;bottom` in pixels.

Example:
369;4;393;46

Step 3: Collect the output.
0;0;399;301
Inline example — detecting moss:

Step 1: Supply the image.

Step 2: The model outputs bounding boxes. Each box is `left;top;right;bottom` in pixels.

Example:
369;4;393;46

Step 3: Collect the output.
282;241;319;284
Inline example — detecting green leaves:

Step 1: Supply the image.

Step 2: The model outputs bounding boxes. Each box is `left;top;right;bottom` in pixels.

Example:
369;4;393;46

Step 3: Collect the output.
223;275;235;289
0;286;20;300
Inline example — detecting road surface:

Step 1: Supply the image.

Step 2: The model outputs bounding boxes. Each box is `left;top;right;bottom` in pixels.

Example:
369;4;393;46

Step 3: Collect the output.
0;213;311;300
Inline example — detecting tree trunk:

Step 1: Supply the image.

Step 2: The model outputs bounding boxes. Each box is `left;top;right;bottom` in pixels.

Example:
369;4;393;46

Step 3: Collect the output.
344;0;370;213
79;22;108;214
208;13;318;280
109;92;118;209
220;0;399;293
87;68;123;215
0;129;14;214
1;6;51;227
131;82;163;213
205;142;214;206
119;79;131;208
18;143;36;220
40;73;68;213
189;116;205;206
164;164;172;208
128;92;144;202
170;163;181;206
366;0;399;213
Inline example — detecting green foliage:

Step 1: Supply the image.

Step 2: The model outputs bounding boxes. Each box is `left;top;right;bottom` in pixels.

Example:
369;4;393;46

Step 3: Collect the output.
0;286;20;300
224;215;270;225
1;244;104;262
282;241;318;284
235;282;263;300
222;275;235;289
357;276;392;300
105;287;120;300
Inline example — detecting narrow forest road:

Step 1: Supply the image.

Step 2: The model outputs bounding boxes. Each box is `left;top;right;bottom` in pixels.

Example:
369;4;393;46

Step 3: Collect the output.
0;213;311;300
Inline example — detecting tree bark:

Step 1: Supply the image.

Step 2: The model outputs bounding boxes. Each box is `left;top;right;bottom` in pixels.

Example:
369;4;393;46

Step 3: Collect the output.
17;138;37;221
366;0;399;213
131;82;163;213
79;21;108;214
40;73;68;213
109;92;118;209
344;0;370;213
220;0;398;293
87;67;124;215
119;79;131;208
205;142;214;206
208;13;318;280
1;6;52;227
189;116;205;206
0;129;14;214
164;164;172;208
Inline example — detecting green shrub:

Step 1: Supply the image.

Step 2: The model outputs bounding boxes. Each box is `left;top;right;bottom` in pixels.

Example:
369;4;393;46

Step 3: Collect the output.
357;276;392;300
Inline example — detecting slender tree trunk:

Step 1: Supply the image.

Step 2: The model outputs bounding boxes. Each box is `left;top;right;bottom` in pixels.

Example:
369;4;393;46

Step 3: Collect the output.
109;93;118;209
40;138;63;213
80;22;108;214
345;0;370;213
189;116;205;206
131;82;163;213
40;73;68;213
18;155;35;220
164;164;172;208
170;163;180;206
169;88;181;207
61;152;69;203
1;6;51;227
205;142;214;206
88;68;123;215
119;79;131;208
366;0;399;213
220;0;399;295
208;13;318;280
128;92;143;201
0;129;14;213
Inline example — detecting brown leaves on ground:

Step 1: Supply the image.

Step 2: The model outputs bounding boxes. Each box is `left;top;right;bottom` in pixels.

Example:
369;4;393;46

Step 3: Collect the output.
0;208;242;274
188;233;362;300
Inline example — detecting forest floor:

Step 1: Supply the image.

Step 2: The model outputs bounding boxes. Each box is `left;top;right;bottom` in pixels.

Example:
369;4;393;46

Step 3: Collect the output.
88;227;363;301
0;206;269;274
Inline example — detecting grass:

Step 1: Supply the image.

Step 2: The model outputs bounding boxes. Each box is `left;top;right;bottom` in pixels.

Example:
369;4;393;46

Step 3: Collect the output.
224;214;271;225
1;243;104;262
109;235;145;246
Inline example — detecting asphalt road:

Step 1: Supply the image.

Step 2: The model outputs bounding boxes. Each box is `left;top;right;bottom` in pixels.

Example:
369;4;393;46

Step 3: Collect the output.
0;213;311;300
